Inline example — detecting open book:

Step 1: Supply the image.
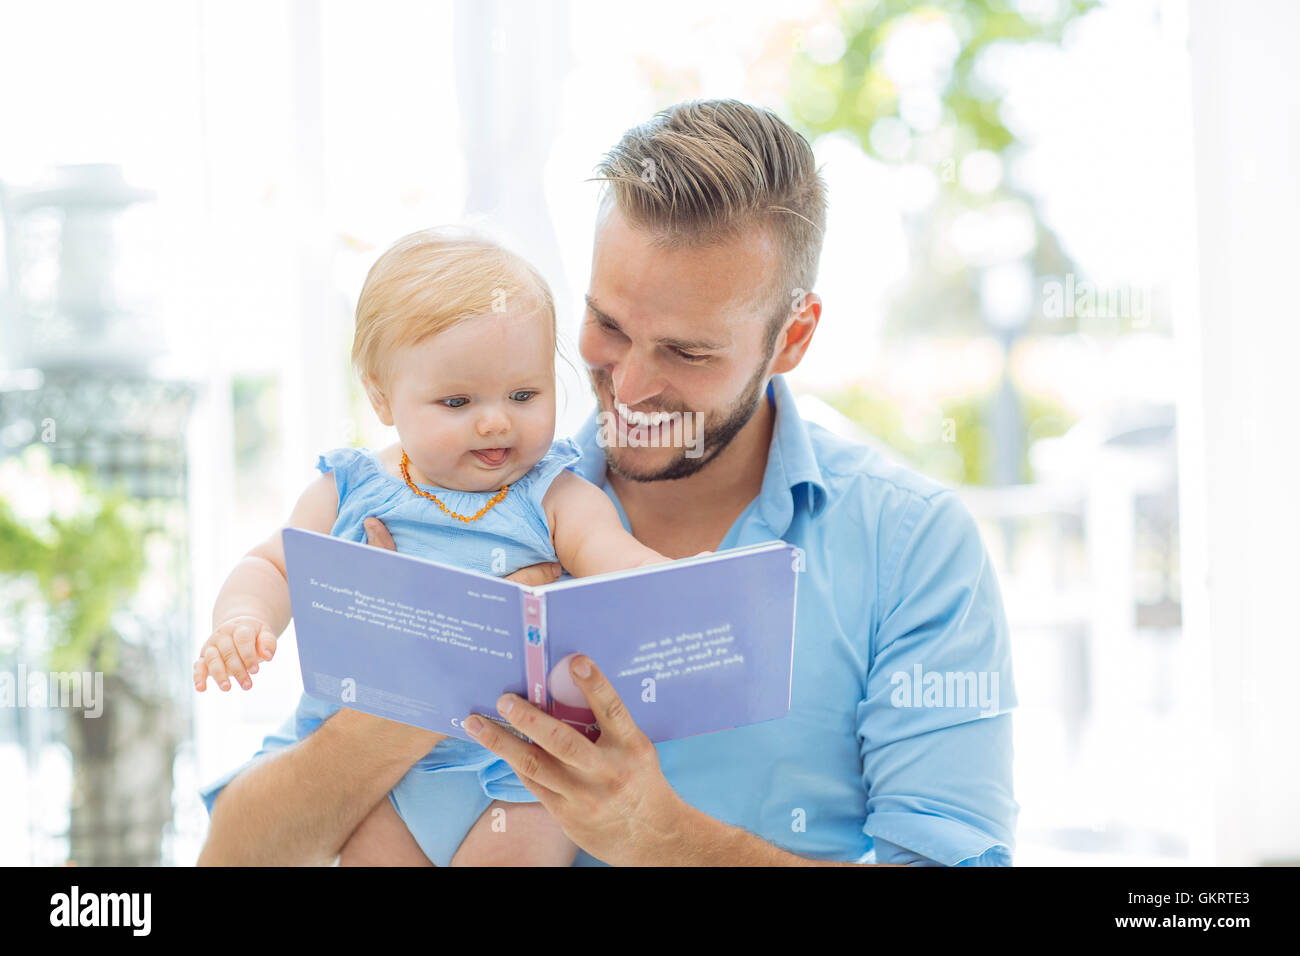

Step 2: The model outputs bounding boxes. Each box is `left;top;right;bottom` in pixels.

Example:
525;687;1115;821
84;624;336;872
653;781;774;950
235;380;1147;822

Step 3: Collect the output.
282;528;799;744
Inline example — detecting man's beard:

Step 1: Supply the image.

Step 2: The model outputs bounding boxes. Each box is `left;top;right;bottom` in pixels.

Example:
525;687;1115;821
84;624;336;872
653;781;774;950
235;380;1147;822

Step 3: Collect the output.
590;357;770;483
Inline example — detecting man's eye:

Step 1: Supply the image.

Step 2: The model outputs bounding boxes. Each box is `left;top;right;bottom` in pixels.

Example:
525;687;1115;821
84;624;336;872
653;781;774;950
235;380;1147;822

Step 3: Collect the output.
440;397;469;408
598;319;625;337
510;390;536;402
672;349;708;362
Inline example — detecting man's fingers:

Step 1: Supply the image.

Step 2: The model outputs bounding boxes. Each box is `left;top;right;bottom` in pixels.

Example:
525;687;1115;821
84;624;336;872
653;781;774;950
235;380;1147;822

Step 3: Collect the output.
492;693;602;775
364;517;397;551
465;712;578;795
496;768;566;814
569;656;638;741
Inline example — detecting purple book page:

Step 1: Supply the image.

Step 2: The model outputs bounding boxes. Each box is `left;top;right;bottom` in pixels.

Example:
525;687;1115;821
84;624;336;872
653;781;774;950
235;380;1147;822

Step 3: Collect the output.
540;542;799;743
282;528;526;742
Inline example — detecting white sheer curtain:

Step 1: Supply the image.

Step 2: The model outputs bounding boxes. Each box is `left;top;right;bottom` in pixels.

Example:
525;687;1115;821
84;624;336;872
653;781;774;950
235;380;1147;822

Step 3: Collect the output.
1186;0;1300;865
453;0;583;430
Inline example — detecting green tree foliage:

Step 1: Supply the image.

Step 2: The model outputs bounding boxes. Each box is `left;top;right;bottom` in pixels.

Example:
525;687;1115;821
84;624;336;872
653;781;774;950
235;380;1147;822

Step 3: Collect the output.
785;0;1097;483
820;382;1073;484
790;0;1096;339
790;0;1097;158
0;445;144;673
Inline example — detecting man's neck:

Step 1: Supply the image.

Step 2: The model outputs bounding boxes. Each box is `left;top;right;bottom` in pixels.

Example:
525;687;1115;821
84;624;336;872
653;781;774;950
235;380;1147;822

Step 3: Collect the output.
607;390;775;557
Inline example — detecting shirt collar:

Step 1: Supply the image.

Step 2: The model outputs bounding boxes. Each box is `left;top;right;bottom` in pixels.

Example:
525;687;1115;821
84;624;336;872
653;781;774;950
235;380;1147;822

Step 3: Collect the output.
571;372;828;537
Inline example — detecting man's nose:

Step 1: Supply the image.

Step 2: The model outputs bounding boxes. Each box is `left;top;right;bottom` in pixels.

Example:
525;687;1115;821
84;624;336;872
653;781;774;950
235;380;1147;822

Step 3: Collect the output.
611;355;664;408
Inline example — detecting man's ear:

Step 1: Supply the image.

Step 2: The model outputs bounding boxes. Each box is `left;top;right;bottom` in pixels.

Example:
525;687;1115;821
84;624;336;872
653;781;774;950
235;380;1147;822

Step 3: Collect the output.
768;292;821;377
362;373;395;427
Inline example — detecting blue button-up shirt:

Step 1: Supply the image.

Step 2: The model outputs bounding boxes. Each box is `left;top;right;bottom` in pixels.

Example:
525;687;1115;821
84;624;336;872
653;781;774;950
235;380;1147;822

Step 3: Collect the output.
200;373;1018;865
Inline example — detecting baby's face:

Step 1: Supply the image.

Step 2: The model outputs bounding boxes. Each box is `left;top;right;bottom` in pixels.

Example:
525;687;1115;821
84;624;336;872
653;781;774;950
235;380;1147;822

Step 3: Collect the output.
382;306;556;493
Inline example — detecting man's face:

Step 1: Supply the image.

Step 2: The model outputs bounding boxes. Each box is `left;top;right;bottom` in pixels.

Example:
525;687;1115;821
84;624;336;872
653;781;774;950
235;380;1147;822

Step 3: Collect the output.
579;204;784;482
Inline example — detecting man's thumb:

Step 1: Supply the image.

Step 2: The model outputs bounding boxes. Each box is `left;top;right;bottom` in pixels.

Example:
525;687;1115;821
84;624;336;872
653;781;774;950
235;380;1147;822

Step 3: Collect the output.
364;517;397;550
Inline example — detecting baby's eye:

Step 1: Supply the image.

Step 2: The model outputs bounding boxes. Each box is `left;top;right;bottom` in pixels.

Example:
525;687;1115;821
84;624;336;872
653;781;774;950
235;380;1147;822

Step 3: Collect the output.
440;397;469;408
510;390;537;403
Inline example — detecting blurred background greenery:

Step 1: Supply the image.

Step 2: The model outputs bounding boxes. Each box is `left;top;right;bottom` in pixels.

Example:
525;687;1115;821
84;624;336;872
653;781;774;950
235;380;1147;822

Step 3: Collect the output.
788;0;1102;485
0;446;144;676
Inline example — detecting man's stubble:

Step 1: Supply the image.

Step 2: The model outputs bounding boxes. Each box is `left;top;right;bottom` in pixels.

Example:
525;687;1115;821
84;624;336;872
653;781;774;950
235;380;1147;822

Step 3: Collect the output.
590;338;774;483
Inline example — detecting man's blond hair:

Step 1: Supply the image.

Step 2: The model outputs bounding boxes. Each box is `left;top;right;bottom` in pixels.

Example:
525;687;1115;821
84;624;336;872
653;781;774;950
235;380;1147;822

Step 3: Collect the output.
352;227;555;390
594;99;827;347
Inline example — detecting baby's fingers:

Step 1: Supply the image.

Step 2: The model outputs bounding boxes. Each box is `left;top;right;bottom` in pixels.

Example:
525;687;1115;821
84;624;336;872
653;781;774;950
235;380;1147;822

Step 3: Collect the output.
193;658;210;692
222;627;254;690
232;624;265;678
201;644;232;691
256;626;277;663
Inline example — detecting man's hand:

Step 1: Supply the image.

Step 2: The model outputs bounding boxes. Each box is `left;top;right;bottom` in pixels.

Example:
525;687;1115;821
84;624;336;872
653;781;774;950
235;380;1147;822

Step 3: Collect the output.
462;655;704;866
363;516;398;550
363;516;563;587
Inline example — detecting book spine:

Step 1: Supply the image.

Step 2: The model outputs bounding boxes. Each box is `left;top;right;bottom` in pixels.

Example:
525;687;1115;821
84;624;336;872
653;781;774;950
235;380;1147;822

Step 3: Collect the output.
522;592;549;712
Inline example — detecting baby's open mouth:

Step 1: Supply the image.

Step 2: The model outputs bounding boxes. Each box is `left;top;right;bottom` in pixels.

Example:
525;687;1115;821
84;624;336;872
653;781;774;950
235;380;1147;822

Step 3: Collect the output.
471;447;511;467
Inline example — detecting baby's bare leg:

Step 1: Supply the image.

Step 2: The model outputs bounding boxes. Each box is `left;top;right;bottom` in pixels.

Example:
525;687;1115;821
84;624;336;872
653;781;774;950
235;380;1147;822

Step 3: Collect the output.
337;795;434;867
450;800;578;867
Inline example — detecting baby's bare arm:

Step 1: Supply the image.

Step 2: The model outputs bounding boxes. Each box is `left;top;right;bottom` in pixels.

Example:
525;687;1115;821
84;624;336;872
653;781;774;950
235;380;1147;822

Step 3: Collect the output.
543;470;669;578
196;471;339;691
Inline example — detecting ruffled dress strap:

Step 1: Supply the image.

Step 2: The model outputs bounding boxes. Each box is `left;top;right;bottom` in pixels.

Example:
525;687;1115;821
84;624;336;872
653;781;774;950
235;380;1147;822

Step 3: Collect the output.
514;437;584;513
316;446;383;501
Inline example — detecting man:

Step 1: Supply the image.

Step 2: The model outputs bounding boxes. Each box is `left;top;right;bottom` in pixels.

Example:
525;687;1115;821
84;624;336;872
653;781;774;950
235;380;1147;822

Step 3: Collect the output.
198;100;1017;866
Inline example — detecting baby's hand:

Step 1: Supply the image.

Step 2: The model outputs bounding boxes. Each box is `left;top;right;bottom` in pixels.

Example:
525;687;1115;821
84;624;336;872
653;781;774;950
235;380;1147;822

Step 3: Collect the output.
505;561;563;587
194;616;276;692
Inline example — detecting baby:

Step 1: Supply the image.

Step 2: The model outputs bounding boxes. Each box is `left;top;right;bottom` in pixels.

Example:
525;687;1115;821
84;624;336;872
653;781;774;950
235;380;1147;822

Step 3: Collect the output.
194;227;673;866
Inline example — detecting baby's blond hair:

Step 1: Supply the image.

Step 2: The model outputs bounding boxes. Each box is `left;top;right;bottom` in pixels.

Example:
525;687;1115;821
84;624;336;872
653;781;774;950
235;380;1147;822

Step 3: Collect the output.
352;227;556;390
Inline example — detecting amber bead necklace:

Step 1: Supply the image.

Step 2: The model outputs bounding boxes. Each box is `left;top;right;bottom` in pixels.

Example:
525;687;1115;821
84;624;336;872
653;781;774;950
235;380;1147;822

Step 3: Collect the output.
400;450;509;523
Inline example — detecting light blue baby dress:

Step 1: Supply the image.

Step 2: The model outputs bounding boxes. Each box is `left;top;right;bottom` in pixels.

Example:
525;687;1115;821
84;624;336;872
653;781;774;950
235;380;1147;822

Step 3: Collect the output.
287;437;583;833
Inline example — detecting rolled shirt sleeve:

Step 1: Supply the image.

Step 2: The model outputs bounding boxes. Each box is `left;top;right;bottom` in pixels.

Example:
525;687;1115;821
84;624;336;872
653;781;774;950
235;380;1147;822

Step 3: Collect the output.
860;489;1019;866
